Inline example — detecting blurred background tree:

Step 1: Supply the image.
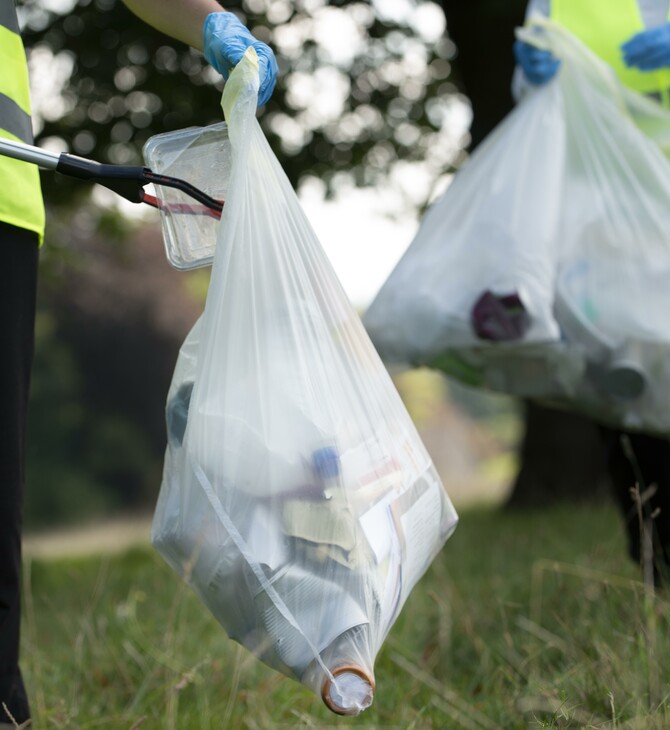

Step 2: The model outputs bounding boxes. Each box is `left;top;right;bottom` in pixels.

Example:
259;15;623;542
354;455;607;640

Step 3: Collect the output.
21;0;472;527
19;0;598;528
22;0;464;203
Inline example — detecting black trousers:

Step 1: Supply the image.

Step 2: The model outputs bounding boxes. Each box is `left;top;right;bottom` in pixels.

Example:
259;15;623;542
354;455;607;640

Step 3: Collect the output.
0;221;38;723
601;427;670;583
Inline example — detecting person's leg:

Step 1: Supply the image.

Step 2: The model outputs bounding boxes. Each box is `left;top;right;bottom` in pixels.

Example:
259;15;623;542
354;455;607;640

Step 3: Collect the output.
0;221;39;723
601;425;670;583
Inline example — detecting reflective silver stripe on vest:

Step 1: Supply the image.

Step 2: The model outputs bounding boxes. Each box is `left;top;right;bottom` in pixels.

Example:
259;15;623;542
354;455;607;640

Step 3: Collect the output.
0;1;20;34
0;93;33;143
0;4;33;142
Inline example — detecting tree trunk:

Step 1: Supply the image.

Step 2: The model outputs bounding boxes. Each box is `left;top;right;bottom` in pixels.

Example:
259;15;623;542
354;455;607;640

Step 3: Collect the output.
440;0;526;147
507;402;611;507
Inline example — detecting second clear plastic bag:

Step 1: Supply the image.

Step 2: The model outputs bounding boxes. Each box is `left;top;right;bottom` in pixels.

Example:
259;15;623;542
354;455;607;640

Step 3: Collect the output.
152;49;458;715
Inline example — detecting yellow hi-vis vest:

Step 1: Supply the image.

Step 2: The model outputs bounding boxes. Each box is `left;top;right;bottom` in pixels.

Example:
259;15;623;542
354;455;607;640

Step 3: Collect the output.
553;0;670;106
0;2;45;239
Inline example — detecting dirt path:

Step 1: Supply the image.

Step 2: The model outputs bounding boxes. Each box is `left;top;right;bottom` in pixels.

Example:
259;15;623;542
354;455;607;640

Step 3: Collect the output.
23;469;511;561
24;514;152;560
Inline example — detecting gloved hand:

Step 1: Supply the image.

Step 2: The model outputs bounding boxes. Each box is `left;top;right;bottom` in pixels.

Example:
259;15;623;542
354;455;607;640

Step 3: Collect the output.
514;40;561;85
622;24;670;71
203;11;278;107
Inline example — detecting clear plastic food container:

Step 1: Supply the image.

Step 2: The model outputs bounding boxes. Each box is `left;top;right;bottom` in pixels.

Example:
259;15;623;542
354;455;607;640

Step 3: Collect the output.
143;122;231;270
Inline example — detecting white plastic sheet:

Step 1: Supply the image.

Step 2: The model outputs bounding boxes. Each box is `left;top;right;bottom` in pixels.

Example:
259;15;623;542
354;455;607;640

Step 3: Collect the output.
151;49;458;715
365;18;670;434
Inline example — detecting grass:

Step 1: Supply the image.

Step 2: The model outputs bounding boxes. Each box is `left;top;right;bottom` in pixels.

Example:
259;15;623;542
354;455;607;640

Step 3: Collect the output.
16;502;670;729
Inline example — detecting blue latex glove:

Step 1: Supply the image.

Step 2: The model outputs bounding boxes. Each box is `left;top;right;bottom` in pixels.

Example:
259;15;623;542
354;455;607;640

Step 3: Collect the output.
514;40;561;85
203;11;277;107
622;23;670;71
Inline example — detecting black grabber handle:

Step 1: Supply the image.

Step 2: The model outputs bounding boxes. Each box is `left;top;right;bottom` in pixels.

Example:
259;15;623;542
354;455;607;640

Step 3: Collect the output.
0;136;223;216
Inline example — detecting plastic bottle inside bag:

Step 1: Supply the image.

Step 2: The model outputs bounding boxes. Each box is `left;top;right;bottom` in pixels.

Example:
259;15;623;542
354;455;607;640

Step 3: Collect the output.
600;340;648;400
555;262;649;400
253;563;369;675
322;662;375;715
301;623;375;715
192;298;351;498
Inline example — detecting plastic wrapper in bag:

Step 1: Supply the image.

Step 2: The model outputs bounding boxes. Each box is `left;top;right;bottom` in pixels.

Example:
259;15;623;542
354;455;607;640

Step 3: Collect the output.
152;49;458;715
365;18;670;434
143;122;231;270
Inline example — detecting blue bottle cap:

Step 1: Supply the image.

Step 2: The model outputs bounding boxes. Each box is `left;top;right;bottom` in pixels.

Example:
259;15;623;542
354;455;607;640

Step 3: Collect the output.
311;446;340;479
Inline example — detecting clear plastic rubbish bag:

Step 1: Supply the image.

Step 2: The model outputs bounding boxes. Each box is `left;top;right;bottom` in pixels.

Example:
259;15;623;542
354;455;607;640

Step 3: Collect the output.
151;49;458;715
365;18;670;433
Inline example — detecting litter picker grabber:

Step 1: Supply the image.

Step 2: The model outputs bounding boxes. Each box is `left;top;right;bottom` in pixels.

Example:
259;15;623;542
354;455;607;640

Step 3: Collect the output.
0;136;224;219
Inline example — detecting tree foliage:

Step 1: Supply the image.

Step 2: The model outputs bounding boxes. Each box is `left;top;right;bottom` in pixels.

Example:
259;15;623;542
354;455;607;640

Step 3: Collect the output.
22;0;466;211
23;0;564;525
19;0;471;526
